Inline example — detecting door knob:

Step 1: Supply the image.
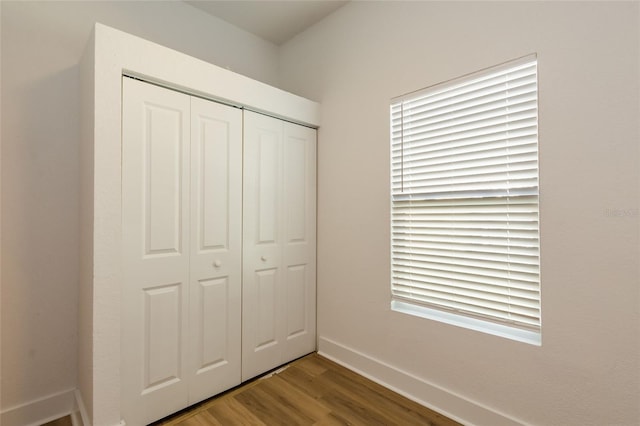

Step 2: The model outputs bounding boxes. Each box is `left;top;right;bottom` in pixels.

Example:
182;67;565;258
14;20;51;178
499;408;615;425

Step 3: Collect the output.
213;260;222;268
260;256;267;262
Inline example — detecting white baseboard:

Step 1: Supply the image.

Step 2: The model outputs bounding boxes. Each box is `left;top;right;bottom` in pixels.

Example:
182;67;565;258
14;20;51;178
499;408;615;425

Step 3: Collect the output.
318;336;525;426
0;389;128;426
1;388;78;426
73;389;89;426
71;391;126;426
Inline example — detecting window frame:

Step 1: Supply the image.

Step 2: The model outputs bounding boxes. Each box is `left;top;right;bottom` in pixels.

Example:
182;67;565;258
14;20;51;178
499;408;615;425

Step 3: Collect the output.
390;55;541;345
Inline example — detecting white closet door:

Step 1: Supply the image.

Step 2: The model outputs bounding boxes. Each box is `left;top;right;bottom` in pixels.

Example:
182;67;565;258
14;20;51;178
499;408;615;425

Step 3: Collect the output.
282;120;317;361
188;97;242;403
122;78;191;425
242;111;317;381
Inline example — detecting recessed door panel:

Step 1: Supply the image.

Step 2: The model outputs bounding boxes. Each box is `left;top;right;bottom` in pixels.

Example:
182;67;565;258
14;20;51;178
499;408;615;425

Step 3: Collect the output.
286;265;306;338
255;268;278;349
144;104;184;256
241;266;282;380
284;137;307;243
198;116;230;252
258;132;279;244
143;283;183;392
195;278;228;371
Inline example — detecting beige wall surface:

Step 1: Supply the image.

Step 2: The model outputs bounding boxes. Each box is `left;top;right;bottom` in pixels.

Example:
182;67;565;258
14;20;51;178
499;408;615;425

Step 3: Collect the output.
279;2;639;425
1;0;278;413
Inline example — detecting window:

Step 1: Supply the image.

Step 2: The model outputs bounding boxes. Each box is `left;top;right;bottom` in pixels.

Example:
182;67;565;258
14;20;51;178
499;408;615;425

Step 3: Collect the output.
390;55;541;344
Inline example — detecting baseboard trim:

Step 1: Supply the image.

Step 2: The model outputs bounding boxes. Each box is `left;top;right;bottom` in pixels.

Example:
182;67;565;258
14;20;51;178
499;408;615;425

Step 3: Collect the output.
0;388;77;426
0;388;128;426
318;336;524;426
73;389;89;426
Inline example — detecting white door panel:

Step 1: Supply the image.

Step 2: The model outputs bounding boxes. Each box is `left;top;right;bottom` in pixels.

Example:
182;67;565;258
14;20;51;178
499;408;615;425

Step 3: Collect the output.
257;131;280;244
254;268;280;350
144;105;183;255
188;97;242;404
122;77;190;425
285;265;308;338
242;112;284;380
122;80;243;424
243;111;316;381
142;283;183;391
282;122;317;360
284;136;309;243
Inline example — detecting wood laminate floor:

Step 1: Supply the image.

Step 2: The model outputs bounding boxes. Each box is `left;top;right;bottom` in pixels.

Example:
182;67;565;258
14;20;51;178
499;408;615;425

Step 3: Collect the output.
153;353;460;426
43;354;460;426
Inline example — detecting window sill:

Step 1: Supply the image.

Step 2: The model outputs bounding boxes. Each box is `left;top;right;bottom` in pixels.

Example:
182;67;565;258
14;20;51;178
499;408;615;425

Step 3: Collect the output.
391;300;541;346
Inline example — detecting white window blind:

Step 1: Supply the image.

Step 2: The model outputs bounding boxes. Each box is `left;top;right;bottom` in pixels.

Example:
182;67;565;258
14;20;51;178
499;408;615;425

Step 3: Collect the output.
390;56;541;336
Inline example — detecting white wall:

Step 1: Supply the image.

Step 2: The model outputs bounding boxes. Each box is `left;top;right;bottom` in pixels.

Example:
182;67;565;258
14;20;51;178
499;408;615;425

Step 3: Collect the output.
1;0;278;419
280;2;639;425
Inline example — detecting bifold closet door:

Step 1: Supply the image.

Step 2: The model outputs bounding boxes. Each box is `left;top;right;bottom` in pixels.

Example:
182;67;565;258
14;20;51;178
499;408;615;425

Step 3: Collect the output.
121;78;242;425
242;110;317;381
188;96;242;404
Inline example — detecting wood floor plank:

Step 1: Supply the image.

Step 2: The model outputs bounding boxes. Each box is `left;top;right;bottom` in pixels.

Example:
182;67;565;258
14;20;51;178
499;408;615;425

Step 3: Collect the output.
234;383;314;425
261;374;332;420
294;354;329;377
319;390;391;426
174;410;223;426
312;412;352;426
275;363;337;400
206;395;267;425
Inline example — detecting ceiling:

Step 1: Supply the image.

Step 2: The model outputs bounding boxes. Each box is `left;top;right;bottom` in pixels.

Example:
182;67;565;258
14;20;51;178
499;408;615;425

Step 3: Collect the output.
185;1;349;45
